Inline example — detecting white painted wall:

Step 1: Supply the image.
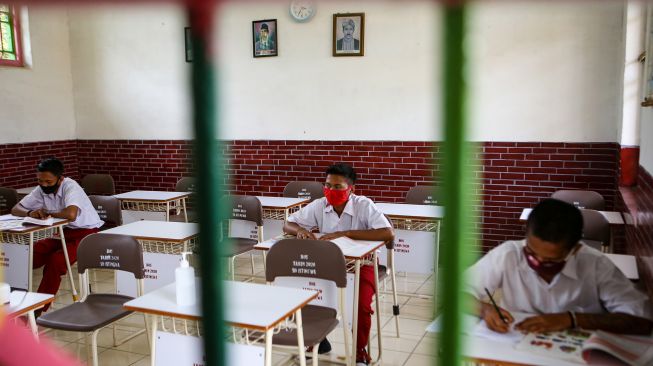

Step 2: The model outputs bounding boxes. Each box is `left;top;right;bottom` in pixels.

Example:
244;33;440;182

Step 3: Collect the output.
56;1;629;142
0;7;76;144
68;4;192;140
467;1;625;142
639;108;653;173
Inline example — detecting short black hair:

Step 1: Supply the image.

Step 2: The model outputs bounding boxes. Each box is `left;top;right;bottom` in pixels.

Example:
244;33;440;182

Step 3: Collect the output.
326;163;357;185
526;198;583;249
37;158;64;177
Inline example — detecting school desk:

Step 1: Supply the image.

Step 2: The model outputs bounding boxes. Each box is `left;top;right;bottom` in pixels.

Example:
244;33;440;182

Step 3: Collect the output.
114;190;192;224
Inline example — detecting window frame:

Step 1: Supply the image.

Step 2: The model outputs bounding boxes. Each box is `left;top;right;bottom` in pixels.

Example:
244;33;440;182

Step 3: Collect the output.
0;4;23;67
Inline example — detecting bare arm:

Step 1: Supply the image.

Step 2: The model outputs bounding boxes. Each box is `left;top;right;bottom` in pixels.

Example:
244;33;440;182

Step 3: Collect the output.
465;293;515;333
576;313;653;335
283;221;316;239
11;203;30;217
49;205;79;221
327;227;394;242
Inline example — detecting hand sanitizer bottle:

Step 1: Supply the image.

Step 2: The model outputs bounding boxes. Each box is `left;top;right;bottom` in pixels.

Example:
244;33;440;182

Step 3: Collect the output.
175;252;196;306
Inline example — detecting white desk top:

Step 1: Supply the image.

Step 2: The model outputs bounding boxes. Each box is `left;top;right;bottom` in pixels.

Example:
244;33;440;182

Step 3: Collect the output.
114;190;191;202
16;186;37;195
255;235;385;259
375;202;444;220
100;220;199;242
605;253;639;280
255;196;309;209
520;208;624;225
225;281;318;331
5;291;54;317
464;334;582;366
124;281;318;331
0;215;68;233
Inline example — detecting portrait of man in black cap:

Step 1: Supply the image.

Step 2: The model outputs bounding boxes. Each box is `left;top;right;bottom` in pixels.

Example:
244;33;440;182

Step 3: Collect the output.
253;19;277;57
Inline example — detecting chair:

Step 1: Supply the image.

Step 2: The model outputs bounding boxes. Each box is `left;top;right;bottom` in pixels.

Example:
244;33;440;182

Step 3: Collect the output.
175;177;197;193
220;195;264;280
89;195;122;229
283;181;325;202
405;185;440;205
170;177;197;222
81;174;116;196
377;215;400;338
265;238;351;366
551;190;605;210
0;187;18;215
579;209;611;252
36;233;146;366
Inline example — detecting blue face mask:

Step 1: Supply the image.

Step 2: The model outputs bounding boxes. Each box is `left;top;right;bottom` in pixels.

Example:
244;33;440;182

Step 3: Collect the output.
40;178;61;195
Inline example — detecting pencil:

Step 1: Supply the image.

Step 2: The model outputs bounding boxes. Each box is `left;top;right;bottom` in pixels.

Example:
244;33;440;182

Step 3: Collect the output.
485;287;508;324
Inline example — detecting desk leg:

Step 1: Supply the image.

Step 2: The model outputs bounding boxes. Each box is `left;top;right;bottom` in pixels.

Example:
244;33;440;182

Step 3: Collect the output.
295;309;306;366
371;252;383;364
351;259;361;366
28;310;39;340
165;202;170;222
182;198;188;223
28;232;34;292
264;328;274;366
150;315;158;366
59;226;78;301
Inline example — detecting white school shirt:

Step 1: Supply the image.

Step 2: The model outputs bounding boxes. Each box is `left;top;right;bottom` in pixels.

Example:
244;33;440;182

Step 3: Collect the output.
465;240;651;318
287;194;391;233
19;177;104;230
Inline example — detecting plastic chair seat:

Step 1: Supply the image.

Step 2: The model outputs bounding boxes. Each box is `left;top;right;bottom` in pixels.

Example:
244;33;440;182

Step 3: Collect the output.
36;294;134;332
224;238;258;257
271;305;339;347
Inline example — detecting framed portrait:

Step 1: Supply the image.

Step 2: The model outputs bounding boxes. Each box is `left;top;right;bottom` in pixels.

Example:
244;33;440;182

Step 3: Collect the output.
184;27;193;62
252;19;278;58
333;13;364;57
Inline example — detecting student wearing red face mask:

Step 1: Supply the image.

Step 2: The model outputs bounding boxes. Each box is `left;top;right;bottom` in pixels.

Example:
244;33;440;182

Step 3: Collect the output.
466;198;652;335
283;163;394;366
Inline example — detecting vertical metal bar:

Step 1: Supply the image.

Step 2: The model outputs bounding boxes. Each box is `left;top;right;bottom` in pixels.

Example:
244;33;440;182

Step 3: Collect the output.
187;2;225;365
440;2;476;366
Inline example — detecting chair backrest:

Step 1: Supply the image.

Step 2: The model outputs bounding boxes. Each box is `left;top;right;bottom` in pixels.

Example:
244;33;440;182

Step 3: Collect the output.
89;195;122;229
220;195;263;226
77;233;144;279
81;174;116;196
265;239;347;288
0;187;18;215
283;181;324;202
551;190;605;211
175;177;197;192
580;209;610;250
405;186;440;205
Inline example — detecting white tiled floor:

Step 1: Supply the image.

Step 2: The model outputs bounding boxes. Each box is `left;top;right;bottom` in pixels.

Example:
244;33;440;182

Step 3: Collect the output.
28;255;438;365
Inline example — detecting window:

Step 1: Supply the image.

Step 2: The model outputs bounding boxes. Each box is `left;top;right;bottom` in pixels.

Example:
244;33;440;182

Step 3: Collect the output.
0;4;22;66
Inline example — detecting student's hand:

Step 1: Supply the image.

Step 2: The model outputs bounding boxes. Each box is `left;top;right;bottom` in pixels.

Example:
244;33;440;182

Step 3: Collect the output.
30;209;49;219
481;302;514;333
296;228;317;240
515;313;572;333
319;231;347;241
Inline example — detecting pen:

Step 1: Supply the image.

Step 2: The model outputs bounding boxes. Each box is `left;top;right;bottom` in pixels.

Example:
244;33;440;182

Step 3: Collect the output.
485;287;508;324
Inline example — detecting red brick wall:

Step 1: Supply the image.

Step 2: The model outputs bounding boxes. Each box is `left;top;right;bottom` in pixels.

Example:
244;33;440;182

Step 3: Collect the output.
0;139;620;252
621;167;653;302
0;140;79;188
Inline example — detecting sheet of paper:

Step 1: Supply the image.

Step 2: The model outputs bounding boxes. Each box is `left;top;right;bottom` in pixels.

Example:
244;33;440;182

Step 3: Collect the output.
0;220;24;231
470;312;532;344
0;214;23;221
329;237;361;252
426;314;480;333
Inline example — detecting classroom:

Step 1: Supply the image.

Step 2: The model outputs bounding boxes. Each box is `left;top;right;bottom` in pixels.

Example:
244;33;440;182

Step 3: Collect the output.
1;0;653;365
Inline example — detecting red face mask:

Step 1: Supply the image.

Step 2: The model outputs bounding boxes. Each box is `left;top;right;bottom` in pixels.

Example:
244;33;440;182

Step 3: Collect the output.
523;246;570;278
323;186;351;206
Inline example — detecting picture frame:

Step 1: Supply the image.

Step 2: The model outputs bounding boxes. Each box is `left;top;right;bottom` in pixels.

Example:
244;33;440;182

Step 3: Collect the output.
333;13;365;57
252;19;278;58
184;27;193;62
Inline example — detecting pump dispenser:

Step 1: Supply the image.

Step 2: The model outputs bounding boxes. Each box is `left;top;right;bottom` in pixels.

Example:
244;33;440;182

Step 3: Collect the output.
175;252;196;306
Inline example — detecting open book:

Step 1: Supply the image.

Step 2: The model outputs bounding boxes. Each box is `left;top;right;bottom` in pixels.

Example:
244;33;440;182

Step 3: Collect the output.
22;216;55;226
581;331;653;366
